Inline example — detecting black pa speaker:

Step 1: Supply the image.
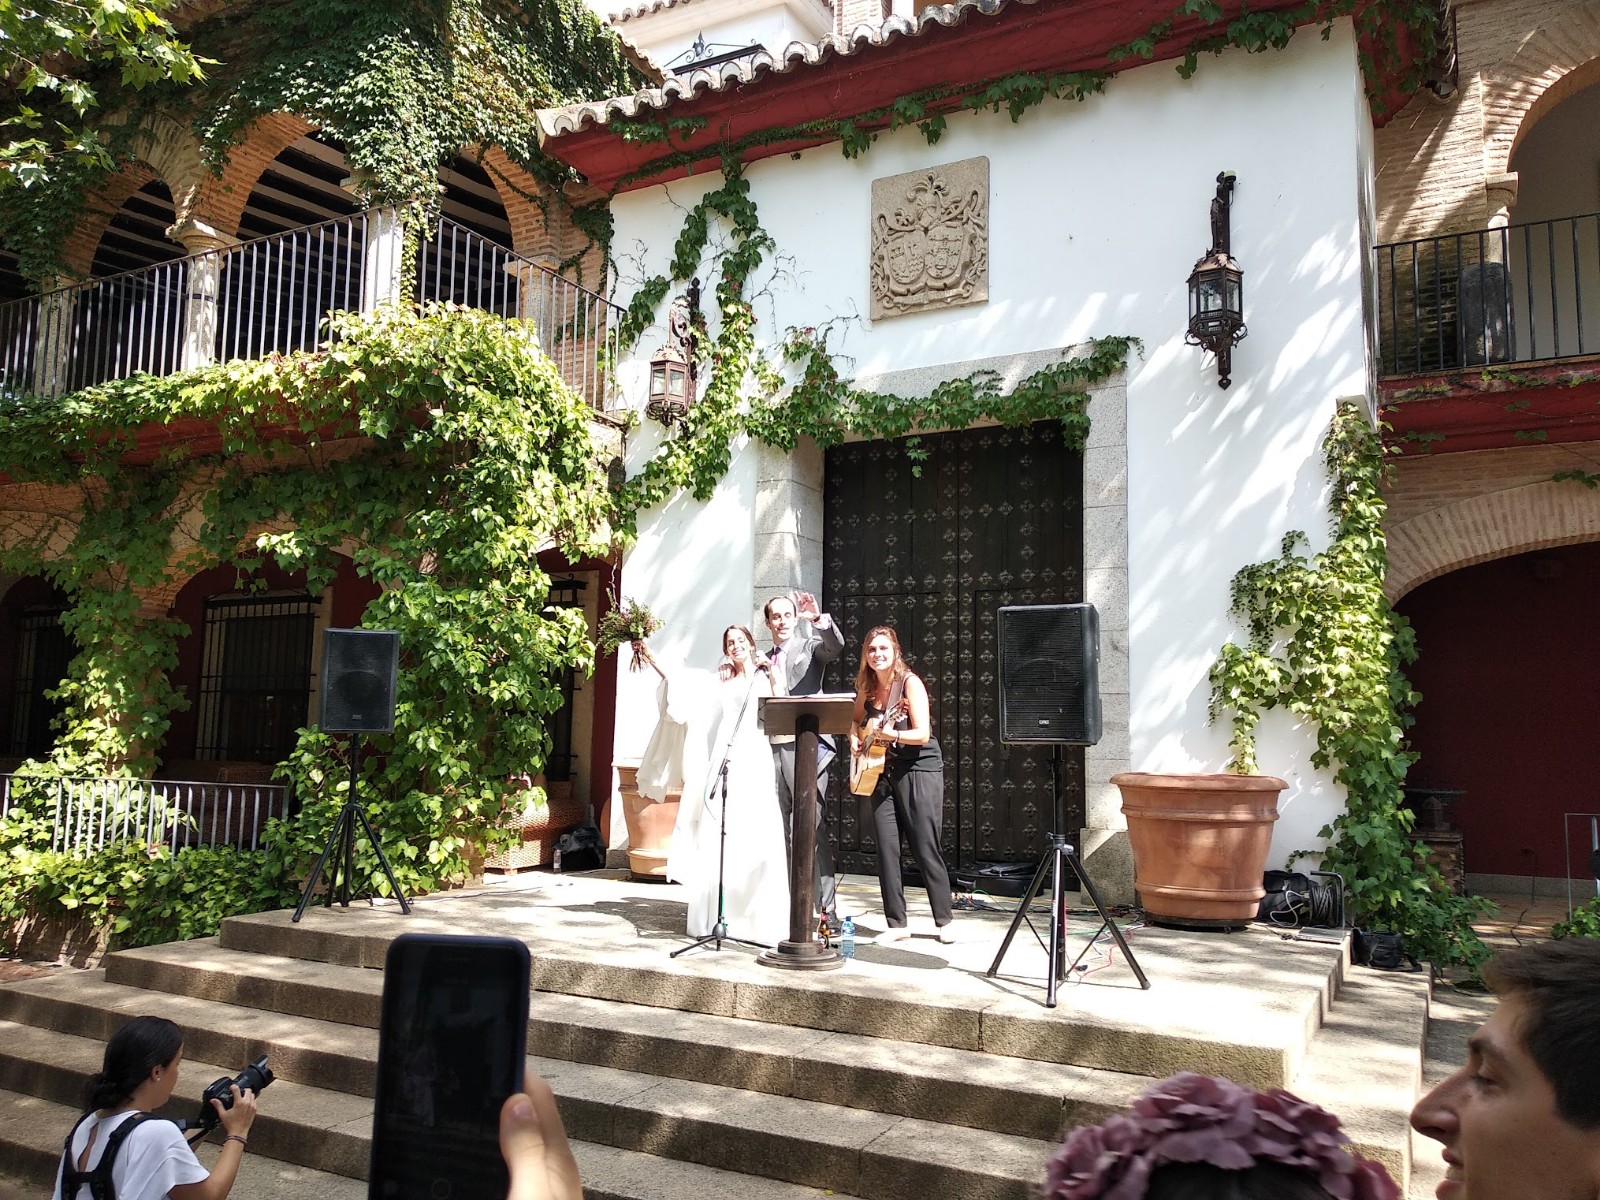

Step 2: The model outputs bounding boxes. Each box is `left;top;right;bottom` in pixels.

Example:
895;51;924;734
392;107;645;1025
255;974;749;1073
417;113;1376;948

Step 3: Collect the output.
319;629;399;733
997;604;1101;745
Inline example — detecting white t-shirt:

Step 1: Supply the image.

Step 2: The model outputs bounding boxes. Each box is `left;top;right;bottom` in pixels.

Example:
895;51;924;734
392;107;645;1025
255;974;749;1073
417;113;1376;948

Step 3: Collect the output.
53;1110;209;1200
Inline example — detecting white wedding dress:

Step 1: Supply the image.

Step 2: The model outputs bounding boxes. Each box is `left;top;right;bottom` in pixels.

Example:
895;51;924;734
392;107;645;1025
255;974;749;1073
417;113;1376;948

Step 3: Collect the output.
666;668;791;947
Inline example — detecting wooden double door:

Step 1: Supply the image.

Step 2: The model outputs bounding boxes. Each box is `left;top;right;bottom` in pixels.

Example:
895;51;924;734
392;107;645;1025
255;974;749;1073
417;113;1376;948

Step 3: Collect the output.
820;421;1086;879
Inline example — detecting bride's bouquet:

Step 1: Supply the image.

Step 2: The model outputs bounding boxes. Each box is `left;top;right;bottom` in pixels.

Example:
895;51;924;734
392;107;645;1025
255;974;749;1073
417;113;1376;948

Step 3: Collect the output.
597;593;661;671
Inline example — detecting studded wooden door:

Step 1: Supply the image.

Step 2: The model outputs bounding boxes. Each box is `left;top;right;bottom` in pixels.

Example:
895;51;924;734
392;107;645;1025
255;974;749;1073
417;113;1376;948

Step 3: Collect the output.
821;421;1085;877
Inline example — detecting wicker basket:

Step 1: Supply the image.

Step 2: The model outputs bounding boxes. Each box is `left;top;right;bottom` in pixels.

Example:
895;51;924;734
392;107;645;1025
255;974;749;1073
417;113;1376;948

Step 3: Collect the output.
484;782;585;872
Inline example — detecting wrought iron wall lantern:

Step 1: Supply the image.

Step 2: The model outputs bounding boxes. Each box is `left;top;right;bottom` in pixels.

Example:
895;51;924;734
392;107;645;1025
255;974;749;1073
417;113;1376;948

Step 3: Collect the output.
646;278;700;427
1186;172;1246;389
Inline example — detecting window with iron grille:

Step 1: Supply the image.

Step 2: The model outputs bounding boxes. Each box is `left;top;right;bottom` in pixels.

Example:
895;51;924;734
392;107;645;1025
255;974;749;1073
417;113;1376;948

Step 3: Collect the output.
195;594;318;763
9;607;70;759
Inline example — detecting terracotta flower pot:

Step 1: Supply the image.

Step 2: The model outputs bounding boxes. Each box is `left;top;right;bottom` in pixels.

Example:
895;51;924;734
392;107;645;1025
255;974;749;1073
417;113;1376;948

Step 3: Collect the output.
618;764;680;880
1113;772;1286;930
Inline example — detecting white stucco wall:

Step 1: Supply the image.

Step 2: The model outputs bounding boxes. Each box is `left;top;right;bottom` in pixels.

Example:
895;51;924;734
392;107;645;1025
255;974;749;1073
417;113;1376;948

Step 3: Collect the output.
608;21;1375;869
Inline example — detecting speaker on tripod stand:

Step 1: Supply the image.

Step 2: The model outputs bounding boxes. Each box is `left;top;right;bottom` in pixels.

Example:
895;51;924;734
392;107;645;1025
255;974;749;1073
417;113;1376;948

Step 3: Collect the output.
986;604;1148;1005
292;629;412;922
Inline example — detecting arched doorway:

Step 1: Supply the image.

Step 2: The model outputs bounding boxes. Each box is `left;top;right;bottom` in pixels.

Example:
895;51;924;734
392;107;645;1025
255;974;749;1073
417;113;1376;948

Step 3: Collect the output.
1397;541;1600;895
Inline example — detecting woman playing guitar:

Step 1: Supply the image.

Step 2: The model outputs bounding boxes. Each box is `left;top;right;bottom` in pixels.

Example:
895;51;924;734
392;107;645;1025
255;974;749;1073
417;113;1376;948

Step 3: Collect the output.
850;625;956;945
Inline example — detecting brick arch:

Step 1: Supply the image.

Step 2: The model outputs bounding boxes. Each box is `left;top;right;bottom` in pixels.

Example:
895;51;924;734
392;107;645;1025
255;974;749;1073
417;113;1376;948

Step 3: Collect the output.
477;145;559;262
1385;480;1600;600
58;162;159;279
1482;0;1600;184
124;112;210;224
135;519;299;617
188;112;319;239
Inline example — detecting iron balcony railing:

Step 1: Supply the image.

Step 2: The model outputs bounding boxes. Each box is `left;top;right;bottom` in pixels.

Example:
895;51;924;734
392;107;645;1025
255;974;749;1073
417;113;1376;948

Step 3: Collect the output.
0;209;622;407
0;773;291;855
415;218;622;409
1377;210;1600;376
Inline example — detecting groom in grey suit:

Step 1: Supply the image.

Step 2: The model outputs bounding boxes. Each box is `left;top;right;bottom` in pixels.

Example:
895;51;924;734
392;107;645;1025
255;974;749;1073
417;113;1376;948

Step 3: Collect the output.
765;590;844;922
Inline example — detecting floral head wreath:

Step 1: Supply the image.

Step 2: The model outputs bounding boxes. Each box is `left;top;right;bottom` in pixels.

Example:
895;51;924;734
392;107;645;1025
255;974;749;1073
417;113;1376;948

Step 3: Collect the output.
1044;1073;1399;1200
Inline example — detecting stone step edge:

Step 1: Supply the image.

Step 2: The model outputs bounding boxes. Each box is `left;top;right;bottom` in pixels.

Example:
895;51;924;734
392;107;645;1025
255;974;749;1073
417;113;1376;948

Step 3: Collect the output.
0;1086;850;1200
0;1014;1053;1200
208;909;1310;1087
2;964;1142;1143
1290;964;1432;1196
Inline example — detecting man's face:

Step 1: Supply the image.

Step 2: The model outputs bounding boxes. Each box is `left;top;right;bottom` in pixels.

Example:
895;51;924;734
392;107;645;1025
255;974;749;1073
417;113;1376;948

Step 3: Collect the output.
766;599;796;645
1410;993;1600;1200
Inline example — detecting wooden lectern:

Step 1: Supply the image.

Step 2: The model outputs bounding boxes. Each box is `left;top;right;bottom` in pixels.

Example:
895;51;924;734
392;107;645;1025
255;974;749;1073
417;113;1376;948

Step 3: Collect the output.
757;693;856;971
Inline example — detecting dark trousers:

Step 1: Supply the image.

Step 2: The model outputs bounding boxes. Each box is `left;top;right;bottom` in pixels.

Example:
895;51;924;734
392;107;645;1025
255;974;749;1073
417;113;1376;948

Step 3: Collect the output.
774;739;837;916
873;756;953;929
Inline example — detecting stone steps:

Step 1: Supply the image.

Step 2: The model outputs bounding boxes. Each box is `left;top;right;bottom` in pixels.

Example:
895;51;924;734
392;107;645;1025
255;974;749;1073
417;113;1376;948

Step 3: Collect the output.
31;939;1144;1138
0;1086;841;1200
0;873;1432;1200
0;969;1057;1199
211;901;1324;1086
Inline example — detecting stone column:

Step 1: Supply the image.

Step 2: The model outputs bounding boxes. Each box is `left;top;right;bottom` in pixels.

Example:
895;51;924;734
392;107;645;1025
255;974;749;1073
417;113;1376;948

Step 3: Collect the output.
1485;171;1519;231
30;274;78;398
167;219;238;372
1481;171;1520;269
751;438;826;629
1076;373;1135;905
357;204;405;312
507;255;563;354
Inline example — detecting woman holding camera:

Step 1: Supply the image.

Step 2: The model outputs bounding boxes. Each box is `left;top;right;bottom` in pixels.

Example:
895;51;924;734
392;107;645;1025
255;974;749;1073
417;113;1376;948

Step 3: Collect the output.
55;1015;258;1200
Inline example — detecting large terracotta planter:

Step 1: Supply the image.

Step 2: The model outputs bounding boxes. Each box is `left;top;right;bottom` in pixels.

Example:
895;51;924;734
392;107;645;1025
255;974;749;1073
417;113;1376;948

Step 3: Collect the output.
1113;772;1286;930
618;764;681;880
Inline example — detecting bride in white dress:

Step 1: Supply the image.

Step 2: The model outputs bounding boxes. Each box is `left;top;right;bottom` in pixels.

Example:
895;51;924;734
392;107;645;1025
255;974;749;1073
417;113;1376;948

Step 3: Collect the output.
665;625;792;947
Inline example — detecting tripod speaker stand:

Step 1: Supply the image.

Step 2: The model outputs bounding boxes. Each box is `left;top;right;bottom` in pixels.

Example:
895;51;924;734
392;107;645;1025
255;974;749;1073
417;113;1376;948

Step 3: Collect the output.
292;629;411;923
986;745;1147;1006
292;735;412;921
986;603;1148;1006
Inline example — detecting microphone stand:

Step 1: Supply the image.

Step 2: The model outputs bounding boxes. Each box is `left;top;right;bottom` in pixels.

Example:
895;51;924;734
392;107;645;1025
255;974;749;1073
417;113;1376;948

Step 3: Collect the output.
672;667;770;957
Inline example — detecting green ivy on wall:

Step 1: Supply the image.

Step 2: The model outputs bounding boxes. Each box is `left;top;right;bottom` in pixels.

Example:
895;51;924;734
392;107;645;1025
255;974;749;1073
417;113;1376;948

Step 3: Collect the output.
0;0;648;285
607;160;1138;537
0;304;610;943
1208;400;1489;968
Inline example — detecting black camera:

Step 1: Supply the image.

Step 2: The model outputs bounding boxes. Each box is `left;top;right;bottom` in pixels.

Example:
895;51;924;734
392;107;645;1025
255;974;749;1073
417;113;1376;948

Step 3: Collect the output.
187;1055;274;1134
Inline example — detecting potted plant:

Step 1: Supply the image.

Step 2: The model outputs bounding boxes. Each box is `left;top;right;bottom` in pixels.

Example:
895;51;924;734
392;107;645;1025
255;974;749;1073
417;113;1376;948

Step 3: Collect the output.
1112;771;1287;929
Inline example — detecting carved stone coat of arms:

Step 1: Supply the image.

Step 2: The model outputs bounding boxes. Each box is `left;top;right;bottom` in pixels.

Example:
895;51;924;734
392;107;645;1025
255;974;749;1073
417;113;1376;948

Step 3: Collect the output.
869;157;989;320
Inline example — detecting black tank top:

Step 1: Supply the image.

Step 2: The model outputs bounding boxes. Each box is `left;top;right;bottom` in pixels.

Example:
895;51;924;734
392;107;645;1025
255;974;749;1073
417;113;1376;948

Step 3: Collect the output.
865;689;942;773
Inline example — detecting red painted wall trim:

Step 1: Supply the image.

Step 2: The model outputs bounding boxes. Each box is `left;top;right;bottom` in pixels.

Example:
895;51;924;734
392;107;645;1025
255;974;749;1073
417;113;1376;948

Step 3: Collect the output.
1381;360;1600;455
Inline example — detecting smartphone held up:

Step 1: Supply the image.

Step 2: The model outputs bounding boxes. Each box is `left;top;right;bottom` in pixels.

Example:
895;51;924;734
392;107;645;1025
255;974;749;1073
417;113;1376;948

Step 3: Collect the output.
369;933;532;1200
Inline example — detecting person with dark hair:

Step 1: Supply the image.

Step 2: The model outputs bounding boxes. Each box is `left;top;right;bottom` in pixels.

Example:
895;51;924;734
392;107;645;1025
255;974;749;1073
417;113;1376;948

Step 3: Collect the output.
1043;1072;1398;1200
54;1015;258;1200
664;623;791;946
764;590;845;926
1410;937;1600;1200
850;624;954;944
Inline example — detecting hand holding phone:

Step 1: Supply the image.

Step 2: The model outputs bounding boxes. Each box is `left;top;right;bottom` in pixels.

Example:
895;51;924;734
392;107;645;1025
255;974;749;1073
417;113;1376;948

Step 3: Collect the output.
370;934;531;1200
499;1079;581;1200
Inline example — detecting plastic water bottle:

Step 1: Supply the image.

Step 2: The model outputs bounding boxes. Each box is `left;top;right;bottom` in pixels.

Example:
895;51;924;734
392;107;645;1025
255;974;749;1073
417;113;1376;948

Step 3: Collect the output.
552;843;562;873
839;916;856;960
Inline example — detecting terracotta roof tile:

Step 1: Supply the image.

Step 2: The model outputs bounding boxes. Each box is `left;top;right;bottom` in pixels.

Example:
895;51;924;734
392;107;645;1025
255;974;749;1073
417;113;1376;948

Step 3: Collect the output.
538;0;1015;141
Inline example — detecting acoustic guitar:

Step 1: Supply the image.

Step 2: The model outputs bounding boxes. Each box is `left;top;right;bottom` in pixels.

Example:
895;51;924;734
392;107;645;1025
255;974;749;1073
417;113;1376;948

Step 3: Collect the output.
849;701;905;796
